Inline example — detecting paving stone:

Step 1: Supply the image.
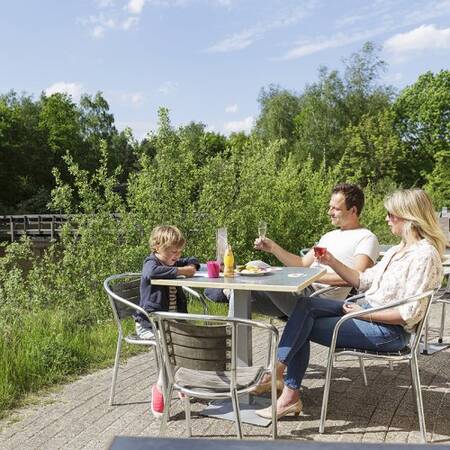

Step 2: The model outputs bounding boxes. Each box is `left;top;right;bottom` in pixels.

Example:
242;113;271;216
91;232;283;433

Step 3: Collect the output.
1;309;450;447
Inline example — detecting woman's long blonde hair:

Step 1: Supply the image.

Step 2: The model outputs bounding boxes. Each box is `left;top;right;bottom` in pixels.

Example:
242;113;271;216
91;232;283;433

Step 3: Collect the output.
384;189;447;259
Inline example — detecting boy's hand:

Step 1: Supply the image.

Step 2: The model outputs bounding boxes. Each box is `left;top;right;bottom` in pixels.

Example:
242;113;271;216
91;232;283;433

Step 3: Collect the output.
177;265;196;277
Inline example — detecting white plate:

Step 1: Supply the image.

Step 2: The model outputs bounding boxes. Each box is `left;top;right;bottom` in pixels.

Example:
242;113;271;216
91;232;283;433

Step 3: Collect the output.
237;268;271;276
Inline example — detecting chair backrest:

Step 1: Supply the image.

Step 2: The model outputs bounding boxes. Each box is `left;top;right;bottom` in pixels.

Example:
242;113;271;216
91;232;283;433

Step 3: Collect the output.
408;290;436;354
104;273;147;332
162;319;231;371
152;311;278;387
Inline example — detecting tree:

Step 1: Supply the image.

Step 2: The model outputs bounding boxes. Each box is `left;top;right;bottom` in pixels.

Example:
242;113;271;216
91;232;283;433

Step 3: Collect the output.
0;92;49;211
295;42;394;167
425;149;450;209
393;70;450;187
338;110;407;187
255;84;302;146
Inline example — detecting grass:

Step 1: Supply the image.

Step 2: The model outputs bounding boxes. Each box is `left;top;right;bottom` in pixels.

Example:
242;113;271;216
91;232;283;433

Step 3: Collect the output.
0;309;140;419
0;296;227;420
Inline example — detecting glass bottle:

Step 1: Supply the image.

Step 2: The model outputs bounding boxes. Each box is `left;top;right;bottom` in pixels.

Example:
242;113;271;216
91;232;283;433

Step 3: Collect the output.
223;244;235;277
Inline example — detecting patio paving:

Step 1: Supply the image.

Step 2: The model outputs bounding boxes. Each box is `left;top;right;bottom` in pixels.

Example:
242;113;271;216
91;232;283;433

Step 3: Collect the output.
0;304;449;449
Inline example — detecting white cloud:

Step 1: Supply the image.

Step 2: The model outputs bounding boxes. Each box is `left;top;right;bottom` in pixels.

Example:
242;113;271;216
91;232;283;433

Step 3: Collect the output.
384;24;450;54
158;81;179;95
223;116;254;134
206;3;315;53
208;30;256;53
45;82;83;101
281;29;375;60
225;104;238;113
127;0;145;15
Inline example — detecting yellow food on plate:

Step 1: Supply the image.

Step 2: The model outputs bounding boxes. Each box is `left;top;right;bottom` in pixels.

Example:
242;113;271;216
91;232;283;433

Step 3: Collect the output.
245;265;263;273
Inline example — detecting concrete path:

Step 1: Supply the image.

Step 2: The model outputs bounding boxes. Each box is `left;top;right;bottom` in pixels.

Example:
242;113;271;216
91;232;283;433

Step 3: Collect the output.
0;305;449;449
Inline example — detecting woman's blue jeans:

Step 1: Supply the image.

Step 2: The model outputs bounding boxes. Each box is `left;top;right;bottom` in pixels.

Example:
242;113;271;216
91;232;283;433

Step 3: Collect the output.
277;296;410;390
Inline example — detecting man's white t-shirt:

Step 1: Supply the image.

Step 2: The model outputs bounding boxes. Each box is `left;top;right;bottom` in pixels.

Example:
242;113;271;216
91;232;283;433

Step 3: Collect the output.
311;228;379;300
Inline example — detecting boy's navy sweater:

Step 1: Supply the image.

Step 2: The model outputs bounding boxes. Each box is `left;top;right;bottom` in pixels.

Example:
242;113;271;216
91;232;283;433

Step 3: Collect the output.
134;253;200;326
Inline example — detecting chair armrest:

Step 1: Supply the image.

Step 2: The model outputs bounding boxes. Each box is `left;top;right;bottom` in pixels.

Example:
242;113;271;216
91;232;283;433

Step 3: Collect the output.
182;286;210;314
310;286;341;297
328;290;435;353
344;293;366;302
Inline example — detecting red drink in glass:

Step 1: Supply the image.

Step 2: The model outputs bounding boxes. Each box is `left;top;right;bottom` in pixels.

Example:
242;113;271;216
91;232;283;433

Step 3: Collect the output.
314;246;327;258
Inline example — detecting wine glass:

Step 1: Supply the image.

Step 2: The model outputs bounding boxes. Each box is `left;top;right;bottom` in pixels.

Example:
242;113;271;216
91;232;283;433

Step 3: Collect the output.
258;220;267;239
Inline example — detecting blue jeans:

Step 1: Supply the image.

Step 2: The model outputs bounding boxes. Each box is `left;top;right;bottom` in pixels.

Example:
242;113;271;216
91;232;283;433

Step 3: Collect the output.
278;296;410;390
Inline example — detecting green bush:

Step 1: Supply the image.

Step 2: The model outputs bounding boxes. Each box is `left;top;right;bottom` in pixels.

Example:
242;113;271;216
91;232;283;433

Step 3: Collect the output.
0;109;419;417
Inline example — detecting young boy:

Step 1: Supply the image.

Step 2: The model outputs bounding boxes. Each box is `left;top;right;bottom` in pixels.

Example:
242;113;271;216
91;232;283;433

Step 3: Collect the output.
134;225;199;417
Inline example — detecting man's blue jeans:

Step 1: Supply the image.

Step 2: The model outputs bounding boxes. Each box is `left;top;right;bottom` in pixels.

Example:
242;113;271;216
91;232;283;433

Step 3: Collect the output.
278;296;410;390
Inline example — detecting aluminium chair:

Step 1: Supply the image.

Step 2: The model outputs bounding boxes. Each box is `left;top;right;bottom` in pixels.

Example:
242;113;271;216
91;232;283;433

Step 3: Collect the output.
104;273;161;406
319;289;436;443
151;311;279;439
104;273;210;406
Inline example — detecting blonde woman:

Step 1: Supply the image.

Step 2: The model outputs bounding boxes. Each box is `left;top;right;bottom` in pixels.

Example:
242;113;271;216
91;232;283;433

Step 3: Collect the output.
256;189;445;419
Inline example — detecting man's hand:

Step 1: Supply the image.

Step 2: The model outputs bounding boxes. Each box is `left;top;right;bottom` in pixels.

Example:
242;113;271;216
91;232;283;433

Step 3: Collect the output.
254;237;274;253
177;265;196;277
315;249;336;267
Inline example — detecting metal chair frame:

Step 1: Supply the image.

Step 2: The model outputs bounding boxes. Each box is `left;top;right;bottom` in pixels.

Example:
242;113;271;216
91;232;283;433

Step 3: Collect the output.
104;273;161;406
319;290;435;443
151;311;279;439
104;273;211;406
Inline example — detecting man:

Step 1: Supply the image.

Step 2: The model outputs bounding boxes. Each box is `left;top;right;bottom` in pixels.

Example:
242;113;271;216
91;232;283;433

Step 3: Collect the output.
252;183;379;318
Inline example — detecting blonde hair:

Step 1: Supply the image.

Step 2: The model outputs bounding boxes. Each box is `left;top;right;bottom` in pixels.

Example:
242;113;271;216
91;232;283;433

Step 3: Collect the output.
384;189;447;259
149;225;185;252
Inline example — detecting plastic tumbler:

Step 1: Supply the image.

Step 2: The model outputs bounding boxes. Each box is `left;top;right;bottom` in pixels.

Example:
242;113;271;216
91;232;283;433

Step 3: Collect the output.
207;260;220;278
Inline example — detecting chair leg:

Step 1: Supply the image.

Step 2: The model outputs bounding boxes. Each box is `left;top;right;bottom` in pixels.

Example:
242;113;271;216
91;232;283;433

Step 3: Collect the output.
319;351;335;433
422;318;429;355
153;345;160;373
410;356;427;443
438;302;446;344
231;389;243;439
155;346;167;397
159;383;174;436
109;337;123;406
358;357;368;386
184;395;192;437
271;378;278;439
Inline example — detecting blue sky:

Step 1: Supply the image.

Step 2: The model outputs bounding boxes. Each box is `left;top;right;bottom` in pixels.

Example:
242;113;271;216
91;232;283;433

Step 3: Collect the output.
1;0;449;139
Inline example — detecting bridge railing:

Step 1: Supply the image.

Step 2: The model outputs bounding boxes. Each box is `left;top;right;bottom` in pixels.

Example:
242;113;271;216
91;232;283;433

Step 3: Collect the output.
0;215;71;242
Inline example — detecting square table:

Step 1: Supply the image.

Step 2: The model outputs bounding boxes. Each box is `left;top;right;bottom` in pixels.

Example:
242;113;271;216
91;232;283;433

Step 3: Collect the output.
151;266;326;366
151;266;326;426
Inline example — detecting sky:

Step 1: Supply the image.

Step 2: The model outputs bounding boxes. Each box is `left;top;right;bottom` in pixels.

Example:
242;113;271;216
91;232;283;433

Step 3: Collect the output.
1;0;450;139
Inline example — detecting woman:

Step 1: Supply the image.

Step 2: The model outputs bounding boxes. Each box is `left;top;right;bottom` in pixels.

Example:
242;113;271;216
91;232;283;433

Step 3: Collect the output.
256;189;446;419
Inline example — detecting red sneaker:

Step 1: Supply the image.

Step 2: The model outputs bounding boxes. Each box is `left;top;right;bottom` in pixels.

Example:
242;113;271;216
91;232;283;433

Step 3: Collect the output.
151;384;164;418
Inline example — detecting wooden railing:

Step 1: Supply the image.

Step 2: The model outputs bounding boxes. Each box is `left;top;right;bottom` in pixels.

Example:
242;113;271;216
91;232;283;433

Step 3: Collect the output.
0;215;70;242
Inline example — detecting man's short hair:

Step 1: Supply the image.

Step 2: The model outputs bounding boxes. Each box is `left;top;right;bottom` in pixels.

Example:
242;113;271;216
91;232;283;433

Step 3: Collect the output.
332;183;364;216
